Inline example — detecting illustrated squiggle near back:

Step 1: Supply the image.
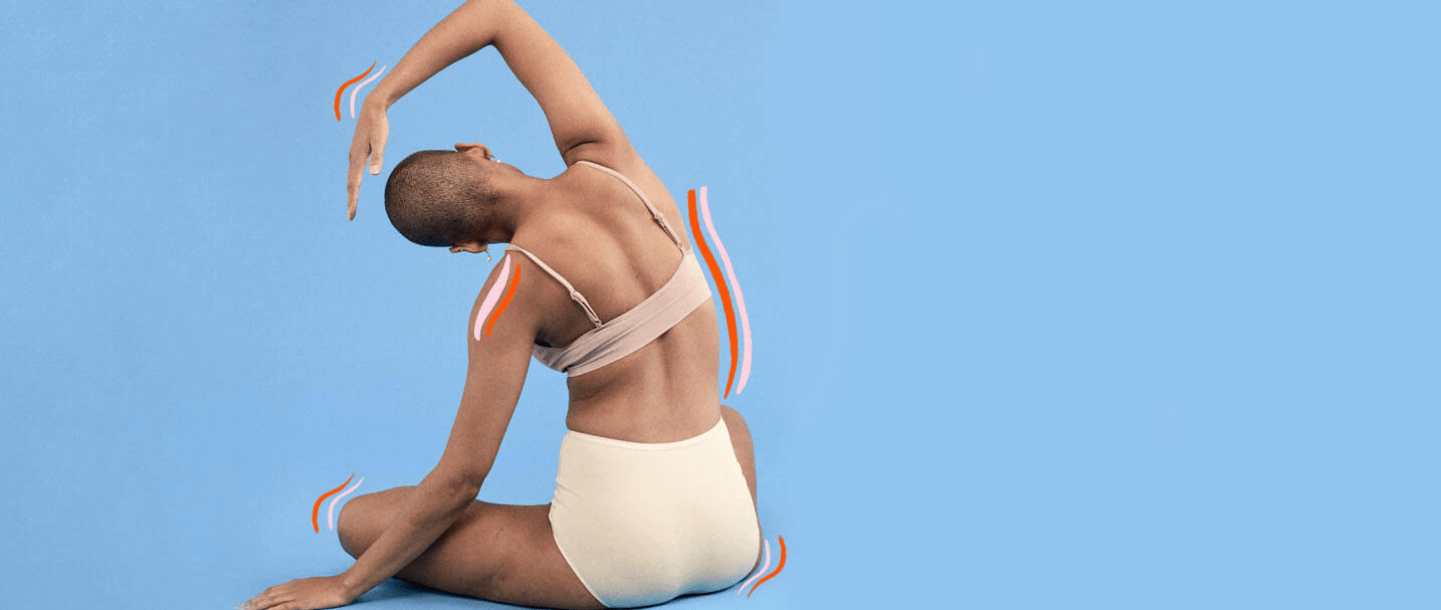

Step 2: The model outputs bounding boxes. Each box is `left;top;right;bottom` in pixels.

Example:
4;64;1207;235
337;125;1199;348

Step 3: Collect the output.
698;186;753;395
688;189;740;398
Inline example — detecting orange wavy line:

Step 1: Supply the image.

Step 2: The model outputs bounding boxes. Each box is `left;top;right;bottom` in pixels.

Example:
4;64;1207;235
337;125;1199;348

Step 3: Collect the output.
748;535;786;597
311;473;354;533
484;263;522;338
332;62;376;121
689;189;739;397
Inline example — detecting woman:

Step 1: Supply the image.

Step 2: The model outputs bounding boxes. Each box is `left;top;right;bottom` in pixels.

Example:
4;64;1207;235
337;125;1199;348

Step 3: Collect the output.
241;2;761;609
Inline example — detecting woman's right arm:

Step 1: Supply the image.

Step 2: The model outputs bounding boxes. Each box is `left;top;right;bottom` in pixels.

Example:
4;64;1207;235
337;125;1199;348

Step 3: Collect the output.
348;0;632;219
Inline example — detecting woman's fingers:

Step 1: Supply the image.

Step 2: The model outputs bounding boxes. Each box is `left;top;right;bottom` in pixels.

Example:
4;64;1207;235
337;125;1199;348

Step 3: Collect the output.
347;110;388;219
241;592;274;609
369;120;388;175
347;152;364;221
245;583;294;610
347;131;374;220
257;585;288;607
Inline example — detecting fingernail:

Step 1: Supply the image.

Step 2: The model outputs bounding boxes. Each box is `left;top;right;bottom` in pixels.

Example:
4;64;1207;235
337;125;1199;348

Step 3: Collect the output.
370;166;380;174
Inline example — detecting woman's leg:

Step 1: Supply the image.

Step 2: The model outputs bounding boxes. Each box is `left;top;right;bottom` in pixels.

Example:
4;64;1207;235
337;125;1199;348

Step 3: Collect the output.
336;487;603;609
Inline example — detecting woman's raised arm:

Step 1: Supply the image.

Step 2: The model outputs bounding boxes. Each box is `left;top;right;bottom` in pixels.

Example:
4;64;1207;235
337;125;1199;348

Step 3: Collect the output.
347;0;631;220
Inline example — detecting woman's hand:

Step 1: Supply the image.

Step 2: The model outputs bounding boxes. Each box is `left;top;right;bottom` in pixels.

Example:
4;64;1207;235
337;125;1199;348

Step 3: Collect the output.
346;101;390;221
240;574;354;610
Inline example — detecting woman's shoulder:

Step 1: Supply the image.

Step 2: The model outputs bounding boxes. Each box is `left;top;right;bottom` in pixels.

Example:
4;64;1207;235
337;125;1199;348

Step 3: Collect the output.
564;145;660;186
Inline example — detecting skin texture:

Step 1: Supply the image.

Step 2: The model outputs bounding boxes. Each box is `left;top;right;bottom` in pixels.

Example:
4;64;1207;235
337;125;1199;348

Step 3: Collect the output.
242;2;760;609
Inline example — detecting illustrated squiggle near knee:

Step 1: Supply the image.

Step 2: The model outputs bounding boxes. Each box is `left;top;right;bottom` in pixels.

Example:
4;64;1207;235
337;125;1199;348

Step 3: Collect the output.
311;474;354;533
326;477;365;532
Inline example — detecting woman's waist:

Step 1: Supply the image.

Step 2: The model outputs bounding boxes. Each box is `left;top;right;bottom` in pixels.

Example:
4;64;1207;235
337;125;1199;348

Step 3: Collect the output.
564;385;722;443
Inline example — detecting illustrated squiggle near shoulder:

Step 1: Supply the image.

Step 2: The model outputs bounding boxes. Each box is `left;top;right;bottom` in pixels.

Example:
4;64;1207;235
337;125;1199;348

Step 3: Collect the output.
474;255;512;341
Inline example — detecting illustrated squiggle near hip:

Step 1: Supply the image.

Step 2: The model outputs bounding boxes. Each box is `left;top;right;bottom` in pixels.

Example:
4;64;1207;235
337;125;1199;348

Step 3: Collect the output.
698;186;753;396
349;65;386;119
736;538;771;595
474;255;512;341
747;535;786;597
688;189;740;398
326;477;365;532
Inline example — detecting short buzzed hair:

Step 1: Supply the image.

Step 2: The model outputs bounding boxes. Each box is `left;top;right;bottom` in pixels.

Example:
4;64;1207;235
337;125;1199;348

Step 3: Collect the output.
384;150;493;246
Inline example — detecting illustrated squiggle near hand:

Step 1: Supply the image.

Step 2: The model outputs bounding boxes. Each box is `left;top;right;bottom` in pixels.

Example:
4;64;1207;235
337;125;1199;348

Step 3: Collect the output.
332;63;375;121
349;65;386;119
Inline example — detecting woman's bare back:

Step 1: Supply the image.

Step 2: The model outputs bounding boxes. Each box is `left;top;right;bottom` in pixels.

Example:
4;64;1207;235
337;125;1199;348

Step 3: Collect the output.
511;156;723;442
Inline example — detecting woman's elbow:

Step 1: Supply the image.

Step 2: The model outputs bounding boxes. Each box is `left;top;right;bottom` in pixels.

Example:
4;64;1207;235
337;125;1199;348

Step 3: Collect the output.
427;466;486;505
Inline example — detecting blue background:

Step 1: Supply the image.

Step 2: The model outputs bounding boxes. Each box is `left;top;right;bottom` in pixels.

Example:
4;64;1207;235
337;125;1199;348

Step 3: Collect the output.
2;1;1437;608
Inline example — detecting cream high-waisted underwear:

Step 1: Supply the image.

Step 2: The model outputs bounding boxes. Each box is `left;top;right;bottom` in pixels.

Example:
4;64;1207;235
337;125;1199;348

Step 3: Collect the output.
548;416;761;608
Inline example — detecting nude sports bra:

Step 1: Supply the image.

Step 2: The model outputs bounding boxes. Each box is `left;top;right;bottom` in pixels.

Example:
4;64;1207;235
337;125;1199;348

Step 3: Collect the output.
505;160;712;377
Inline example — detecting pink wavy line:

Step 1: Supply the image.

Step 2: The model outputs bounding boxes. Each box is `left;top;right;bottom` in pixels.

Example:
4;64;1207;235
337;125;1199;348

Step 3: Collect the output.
326;477;364;532
736;538;771;595
349;65;386;119
699;187;753;395
474;255;511;341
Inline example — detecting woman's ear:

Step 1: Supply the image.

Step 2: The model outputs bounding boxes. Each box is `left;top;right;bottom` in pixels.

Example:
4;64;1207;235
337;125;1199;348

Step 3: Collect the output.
455;142;493;159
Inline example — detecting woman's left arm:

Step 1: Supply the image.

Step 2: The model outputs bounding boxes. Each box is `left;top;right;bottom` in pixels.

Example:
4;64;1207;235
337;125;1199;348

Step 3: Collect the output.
243;261;543;610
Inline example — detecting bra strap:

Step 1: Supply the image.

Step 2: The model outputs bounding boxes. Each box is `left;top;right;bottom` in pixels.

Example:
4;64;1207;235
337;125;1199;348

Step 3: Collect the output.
573;160;685;250
504;245;603;328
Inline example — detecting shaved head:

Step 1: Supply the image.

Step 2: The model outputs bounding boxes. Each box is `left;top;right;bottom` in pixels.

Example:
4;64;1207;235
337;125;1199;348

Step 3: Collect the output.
384;150;497;246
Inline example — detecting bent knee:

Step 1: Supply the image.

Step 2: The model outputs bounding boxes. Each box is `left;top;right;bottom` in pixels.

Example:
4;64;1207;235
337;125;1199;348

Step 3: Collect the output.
336;486;414;557
336;492;384;558
336;500;364;557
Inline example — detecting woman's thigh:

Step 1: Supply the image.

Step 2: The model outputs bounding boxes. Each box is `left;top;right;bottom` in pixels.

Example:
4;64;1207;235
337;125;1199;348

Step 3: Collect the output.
337;486;603;609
